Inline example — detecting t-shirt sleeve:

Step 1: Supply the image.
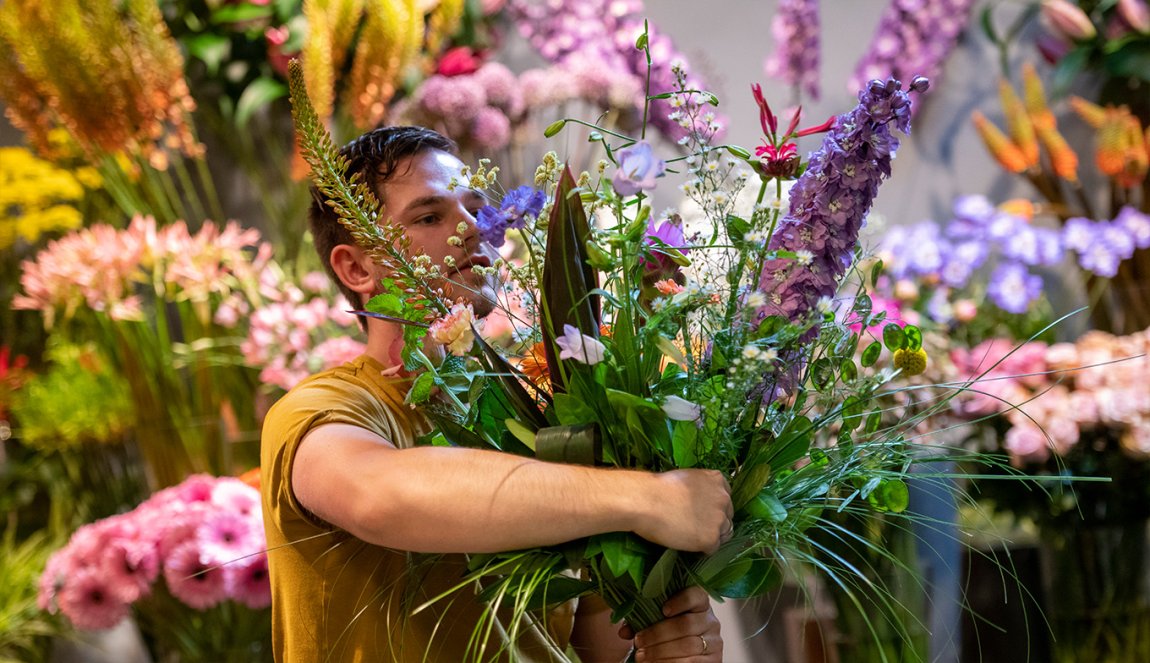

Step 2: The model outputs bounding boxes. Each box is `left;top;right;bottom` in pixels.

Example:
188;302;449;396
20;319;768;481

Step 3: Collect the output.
260;376;401;530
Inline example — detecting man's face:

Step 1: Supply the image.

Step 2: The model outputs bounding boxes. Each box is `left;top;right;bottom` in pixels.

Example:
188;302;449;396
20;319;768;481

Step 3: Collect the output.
375;149;499;317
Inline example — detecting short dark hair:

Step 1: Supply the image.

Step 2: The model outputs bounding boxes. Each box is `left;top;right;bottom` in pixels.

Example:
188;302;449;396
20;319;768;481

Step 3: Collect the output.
308;126;458;319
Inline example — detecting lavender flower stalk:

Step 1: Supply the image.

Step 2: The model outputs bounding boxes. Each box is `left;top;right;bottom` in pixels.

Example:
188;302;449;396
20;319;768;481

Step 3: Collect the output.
758;77;929;323
764;0;821;101
849;0;974;110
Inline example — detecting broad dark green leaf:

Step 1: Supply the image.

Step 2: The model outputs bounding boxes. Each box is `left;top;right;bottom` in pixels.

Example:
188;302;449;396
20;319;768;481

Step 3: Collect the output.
861;341;881;367
536;424;600;465
540;167;600;394
641;548;677;599
745;490;787;523
475;334;550;430
553;393;597;425
712;556;780;599
235;77;287;128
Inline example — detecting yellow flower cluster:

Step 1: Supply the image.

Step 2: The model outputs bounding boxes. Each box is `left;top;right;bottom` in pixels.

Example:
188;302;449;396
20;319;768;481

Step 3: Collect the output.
0;146;93;250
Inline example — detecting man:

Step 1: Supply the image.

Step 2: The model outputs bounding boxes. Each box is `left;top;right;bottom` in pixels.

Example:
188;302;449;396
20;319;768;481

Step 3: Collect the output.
261;126;732;662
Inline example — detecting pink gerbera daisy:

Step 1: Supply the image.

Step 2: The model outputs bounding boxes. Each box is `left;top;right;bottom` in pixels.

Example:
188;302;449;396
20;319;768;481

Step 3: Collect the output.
164;542;228;610
210;478;260;518
57;569;131;631
100;539;159;603
227;553;272;610
197;510;260;566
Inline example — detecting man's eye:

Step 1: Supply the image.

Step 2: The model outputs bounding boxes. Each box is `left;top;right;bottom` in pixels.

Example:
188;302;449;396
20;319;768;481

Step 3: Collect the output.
414;214;439;226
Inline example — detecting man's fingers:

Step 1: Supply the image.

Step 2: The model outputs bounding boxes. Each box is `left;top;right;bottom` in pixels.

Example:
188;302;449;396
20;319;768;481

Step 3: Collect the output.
661;586;711;618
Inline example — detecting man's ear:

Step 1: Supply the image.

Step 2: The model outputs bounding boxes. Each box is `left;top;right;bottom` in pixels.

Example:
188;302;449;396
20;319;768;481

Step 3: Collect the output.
330;244;379;301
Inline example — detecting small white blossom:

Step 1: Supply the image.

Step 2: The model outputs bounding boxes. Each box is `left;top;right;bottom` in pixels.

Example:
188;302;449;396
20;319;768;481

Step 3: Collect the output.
795;250;814;266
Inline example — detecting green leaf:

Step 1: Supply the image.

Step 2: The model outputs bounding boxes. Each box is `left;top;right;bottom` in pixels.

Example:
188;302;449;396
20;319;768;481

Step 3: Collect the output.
810;357;835;389
211;3;274;23
185;34;230;76
853;294;872;320
732;461;772;511
544;119;567;138
725;214;751;246
839;358;858;383
865;410;883;435
870;259;884;287
641;548;677;599
882;323;906;351
634;32;648;50
671;420;699;468
425;412;491;450
235;77;287;128
861;341;881;367
540;167;600;394
521;575;594;611
475;335;550;430
842;396;864;429
1103;41;1150;83
724;145;752;159
605;388;662;413
553;393;597;425
597;533;649;588
904;324;923;351
505;418;537;451
366;292;403;316
408;372;435;405
868;479;910;513
745;490;787;523
712;556;780;599
1050;47;1090;95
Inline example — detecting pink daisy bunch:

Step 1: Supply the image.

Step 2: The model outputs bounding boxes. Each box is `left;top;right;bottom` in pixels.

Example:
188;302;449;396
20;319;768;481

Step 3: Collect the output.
39;474;270;629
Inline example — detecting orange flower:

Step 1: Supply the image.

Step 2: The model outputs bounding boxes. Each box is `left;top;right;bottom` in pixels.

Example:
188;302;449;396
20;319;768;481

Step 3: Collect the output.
998;198;1035;221
999;80;1039;168
517;341;550;388
1036;123;1079;182
654;278;685;296
1022;63;1056;131
973;111;1029;174
238;467;261;491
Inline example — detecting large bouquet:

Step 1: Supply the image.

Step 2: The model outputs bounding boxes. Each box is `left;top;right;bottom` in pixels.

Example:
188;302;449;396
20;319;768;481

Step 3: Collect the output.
290;28;945;656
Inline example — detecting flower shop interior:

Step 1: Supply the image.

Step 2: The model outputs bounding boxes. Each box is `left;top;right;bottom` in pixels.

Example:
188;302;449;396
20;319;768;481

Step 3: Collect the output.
2;1;1148;662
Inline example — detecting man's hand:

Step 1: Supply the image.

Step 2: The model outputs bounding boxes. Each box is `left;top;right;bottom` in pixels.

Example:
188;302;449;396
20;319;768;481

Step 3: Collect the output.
621;587;723;662
633;470;733;554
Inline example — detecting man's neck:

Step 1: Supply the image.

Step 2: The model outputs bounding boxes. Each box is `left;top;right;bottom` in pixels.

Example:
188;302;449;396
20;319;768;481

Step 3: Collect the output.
363;318;407;374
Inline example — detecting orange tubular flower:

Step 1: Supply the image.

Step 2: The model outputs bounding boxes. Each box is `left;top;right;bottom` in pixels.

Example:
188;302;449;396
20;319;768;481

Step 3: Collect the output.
1070;96;1107;128
1120;115;1149;188
999;198;1036;221
517;341;551;389
999;80;1040;168
1036;123;1080;182
1022;63;1056;131
973;111;1029;173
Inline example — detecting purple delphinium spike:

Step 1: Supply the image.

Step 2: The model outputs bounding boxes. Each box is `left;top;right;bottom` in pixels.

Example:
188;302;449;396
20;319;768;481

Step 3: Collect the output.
764;0;821;101
849;0;976;113
757;77;928;325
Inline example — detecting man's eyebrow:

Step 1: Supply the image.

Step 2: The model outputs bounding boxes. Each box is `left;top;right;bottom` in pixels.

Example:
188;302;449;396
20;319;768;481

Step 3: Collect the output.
399;191;485;215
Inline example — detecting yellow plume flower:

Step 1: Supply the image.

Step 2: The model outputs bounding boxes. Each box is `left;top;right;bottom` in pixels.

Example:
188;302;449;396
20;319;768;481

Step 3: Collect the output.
345;0;420;130
973;111;1029;174
1021;63;1056;131
426;0;465;60
999;80;1040;168
303;3;336;121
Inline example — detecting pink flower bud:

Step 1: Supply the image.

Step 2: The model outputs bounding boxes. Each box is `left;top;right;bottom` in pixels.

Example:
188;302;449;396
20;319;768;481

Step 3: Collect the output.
1118;0;1150;33
1041;0;1098;41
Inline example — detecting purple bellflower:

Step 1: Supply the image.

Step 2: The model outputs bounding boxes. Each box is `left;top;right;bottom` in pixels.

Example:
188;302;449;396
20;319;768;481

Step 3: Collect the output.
476;185;547;248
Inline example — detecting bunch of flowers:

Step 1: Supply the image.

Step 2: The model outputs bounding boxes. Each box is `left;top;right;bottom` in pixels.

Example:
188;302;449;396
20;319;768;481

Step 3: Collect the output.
951;329;1150;464
291;20;948;652
1028;0;1150;87
0;145;94;252
225;268;364;392
969;44;1150;334
13;216;269;487
38;473;272;661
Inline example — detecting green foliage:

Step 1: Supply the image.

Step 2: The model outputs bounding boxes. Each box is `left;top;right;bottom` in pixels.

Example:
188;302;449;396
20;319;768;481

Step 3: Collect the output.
10;343;132;451
0;529;63;663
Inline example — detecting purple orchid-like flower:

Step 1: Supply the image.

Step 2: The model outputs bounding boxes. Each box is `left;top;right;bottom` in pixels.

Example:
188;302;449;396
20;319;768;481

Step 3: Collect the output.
613;142;666;197
641;217;687;273
476;185;547;247
556;324;607;364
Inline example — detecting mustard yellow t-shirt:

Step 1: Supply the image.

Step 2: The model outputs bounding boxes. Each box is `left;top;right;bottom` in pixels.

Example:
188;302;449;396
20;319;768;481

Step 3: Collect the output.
261;355;574;663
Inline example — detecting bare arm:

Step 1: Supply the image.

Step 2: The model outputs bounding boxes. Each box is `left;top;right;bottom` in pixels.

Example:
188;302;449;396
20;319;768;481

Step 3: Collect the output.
570;594;633;663
291;423;732;554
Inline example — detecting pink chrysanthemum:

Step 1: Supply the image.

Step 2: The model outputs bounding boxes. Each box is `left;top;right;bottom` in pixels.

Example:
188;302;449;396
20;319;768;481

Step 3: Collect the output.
164;542;228;610
175;473;217;504
57;569;132;631
227;553;272;610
